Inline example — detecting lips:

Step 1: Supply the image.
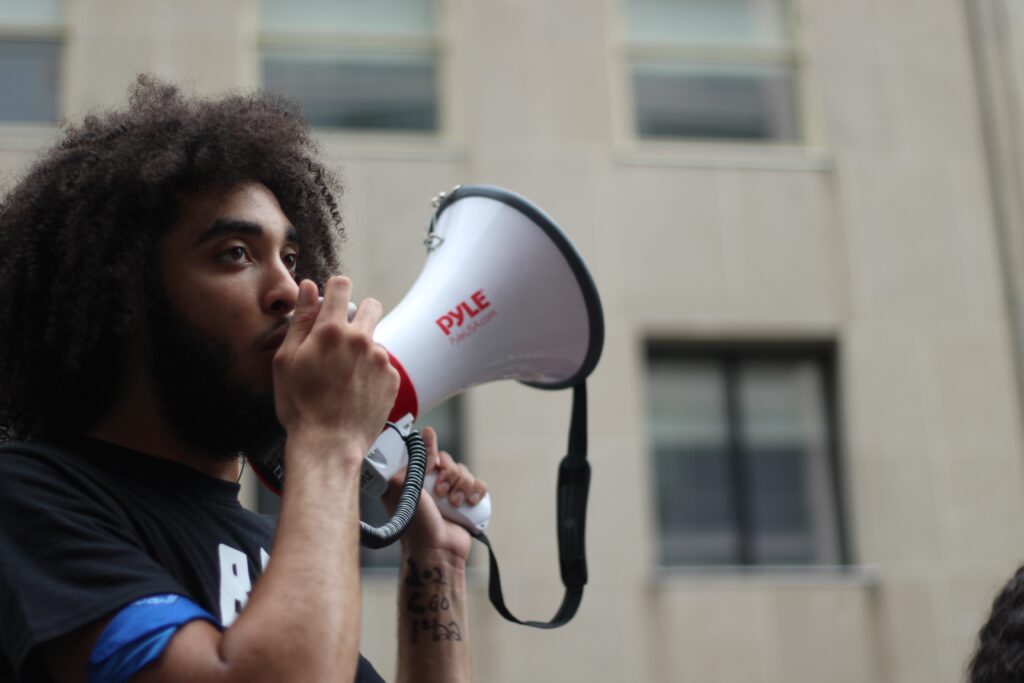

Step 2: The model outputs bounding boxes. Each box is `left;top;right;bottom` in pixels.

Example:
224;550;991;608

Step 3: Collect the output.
257;321;290;352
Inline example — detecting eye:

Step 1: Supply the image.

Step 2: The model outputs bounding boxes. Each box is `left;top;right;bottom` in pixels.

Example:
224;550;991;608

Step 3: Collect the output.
282;251;299;274
216;245;251;265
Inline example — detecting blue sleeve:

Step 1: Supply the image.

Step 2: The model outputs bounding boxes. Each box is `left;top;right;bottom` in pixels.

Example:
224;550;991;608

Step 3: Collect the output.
87;594;220;683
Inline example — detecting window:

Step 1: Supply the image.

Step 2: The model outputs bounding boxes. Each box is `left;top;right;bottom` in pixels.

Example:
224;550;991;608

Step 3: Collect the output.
259;0;439;132
255;397;465;569
647;343;845;566
624;0;801;142
0;0;63;122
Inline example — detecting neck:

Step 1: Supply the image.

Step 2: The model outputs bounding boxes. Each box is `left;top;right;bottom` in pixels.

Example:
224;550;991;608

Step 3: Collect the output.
87;343;241;482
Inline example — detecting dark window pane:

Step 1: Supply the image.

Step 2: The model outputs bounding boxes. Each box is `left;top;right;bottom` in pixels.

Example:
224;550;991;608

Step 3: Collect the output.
0;39;60;122
746;445;812;562
656;445;738;564
263;49;437;131
631;61;800;141
648;360;738;564
741;361;841;565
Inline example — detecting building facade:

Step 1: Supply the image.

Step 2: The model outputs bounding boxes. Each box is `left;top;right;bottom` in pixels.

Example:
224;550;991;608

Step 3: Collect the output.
2;1;1024;681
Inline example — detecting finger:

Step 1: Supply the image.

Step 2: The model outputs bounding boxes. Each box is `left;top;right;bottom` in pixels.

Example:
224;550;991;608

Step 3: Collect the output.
448;463;476;508
467;479;488;506
315;276;353;328
349;297;384;333
278;280;319;355
432;449;458;497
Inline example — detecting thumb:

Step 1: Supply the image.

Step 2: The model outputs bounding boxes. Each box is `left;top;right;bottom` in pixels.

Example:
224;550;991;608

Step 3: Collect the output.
421;426;440;470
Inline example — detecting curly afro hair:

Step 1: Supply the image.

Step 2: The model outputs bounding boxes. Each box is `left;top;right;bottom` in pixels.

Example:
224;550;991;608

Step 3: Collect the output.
0;74;345;441
969;564;1024;682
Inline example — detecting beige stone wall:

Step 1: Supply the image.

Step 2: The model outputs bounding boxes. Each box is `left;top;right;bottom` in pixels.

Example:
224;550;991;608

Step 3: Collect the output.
4;0;1024;681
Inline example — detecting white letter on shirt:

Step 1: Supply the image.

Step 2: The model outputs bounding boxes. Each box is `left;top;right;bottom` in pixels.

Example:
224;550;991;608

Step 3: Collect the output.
218;543;252;627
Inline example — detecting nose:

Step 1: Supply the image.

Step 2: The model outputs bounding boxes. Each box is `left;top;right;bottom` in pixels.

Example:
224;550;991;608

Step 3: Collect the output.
263;260;300;316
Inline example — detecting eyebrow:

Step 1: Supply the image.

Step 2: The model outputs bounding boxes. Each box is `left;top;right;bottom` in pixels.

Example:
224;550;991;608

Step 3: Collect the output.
192;218;300;248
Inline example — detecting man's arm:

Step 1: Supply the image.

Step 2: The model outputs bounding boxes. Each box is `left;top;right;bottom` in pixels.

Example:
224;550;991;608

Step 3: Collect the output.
40;277;397;683
397;549;470;683
390;428;487;683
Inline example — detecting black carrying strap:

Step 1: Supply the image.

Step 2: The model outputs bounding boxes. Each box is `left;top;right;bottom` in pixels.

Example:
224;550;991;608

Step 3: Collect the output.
475;382;591;628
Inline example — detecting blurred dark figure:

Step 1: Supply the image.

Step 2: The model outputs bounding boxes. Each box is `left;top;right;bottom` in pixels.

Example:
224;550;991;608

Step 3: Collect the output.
970;565;1024;681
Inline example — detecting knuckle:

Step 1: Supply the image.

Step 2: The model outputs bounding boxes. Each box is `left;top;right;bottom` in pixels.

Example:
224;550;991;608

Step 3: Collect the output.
372;345;393;368
317;321;345;343
385;366;400;392
348;332;373;353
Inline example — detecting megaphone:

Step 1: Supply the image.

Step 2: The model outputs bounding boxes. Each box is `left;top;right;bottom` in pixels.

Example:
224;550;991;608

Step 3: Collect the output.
252;184;603;537
358;185;603;524
377;184;603;412
252;184;603;628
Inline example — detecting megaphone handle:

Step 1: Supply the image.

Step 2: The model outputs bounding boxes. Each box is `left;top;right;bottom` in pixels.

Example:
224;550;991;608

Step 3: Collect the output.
424;470;491;532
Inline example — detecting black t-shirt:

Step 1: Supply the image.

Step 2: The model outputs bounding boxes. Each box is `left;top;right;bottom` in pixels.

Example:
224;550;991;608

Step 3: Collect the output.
0;436;383;682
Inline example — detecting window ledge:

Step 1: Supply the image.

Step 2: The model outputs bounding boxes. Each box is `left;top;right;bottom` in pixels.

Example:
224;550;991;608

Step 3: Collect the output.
651;564;880;588
0;122;62;150
615;141;833;173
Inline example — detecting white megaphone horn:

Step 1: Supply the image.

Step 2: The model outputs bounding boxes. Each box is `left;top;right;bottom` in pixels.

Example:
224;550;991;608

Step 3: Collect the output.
252;185;604;543
360;185;603;529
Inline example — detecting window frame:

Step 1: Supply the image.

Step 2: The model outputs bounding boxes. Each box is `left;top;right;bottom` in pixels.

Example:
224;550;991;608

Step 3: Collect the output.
256;0;448;137
612;0;822;158
645;339;850;569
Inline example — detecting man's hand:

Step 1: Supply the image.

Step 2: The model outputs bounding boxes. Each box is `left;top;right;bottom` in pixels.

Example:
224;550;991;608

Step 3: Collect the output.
272;276;399;457
384;427;488;562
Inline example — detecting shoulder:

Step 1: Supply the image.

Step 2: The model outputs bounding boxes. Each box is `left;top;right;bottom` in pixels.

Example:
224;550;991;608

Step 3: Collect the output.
0;440;114;505
0;441;96;498
0;439;77;468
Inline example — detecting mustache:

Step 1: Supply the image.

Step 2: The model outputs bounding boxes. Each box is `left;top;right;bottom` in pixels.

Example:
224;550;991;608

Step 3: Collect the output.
253;319;290;352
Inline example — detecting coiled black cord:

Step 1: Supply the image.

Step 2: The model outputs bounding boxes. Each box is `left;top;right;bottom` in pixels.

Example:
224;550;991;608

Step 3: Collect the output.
359;424;427;549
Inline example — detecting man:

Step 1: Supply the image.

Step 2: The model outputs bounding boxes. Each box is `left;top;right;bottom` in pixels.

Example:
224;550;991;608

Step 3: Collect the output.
968;565;1024;682
0;75;486;682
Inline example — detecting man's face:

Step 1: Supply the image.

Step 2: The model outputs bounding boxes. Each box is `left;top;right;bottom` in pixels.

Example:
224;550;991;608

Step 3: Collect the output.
152;181;302;459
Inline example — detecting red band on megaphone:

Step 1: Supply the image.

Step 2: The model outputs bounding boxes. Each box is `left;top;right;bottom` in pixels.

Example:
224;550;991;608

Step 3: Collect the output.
386;350;419;424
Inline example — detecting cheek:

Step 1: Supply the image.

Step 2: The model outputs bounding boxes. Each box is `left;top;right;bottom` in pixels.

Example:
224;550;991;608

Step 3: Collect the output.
169;278;253;341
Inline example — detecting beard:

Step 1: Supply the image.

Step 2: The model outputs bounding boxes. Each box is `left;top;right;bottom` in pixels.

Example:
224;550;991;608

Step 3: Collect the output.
146;293;285;463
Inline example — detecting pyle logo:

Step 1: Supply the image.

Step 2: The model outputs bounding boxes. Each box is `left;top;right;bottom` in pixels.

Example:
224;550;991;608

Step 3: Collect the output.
436;290;492;336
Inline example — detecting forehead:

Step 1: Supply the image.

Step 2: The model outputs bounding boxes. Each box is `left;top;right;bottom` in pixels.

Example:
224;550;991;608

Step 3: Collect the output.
167;181;295;245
